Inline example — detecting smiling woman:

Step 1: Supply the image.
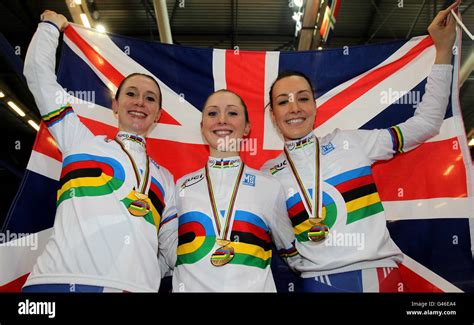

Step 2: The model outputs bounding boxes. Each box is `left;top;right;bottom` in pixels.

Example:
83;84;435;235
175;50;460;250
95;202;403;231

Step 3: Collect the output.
172;89;301;292
200;89;250;158
260;1;459;293
112;73;162;136
20;10;178;293
269;71;316;141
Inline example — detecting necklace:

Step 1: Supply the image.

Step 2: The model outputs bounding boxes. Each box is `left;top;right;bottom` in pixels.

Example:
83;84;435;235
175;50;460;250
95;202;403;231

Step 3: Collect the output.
115;137;151;217
284;136;328;241
205;161;245;266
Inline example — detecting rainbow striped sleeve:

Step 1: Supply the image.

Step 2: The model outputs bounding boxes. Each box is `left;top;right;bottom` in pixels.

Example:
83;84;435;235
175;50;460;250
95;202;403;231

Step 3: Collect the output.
277;244;299;258
388;125;404;154
42;104;74;128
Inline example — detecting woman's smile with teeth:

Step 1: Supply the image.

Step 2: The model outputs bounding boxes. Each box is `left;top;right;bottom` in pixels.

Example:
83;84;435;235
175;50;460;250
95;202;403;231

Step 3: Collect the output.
214;129;232;136
286;117;305;125
128;110;148;118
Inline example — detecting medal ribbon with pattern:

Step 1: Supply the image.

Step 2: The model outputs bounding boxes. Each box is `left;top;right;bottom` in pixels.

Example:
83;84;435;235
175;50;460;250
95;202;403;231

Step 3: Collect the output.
115;137;151;217
205;162;245;266
284;136;328;242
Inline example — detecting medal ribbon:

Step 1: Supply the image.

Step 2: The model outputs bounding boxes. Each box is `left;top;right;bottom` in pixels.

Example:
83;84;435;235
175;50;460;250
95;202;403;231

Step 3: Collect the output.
115;138;150;194
205;162;245;242
284;136;322;221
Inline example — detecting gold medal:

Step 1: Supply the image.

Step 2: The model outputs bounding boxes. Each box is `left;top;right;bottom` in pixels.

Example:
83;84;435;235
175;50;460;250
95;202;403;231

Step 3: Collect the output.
216;239;230;247
308;217;323;225
115;137;152;218
307;223;329;242
205;163;245;267
135;192;148;200
128;199;150;217
210;244;234;266
285;137;331;241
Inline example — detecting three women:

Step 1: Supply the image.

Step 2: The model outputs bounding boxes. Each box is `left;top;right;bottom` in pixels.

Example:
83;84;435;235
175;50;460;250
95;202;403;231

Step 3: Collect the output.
25;2;458;292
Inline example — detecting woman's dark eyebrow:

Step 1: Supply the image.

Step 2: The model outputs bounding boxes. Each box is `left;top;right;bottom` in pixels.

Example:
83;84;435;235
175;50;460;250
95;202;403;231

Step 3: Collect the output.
125;86;158;97
276;89;311;98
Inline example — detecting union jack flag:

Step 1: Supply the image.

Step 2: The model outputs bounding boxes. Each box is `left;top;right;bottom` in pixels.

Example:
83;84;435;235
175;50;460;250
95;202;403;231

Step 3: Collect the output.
1;22;472;292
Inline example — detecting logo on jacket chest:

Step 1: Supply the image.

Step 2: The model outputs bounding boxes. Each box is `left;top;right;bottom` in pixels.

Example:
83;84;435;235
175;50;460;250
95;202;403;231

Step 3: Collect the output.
270;160;287;175
180;174;204;190
321;142;335;155
243;173;256;187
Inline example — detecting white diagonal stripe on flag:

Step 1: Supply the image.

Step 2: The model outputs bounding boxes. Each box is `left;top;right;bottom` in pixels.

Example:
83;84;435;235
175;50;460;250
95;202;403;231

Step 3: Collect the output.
316;36;429;107
0;228;53;286
401;254;463;292
27;150;62;181
65;24;204;144
315;45;436;136
383;197;474;220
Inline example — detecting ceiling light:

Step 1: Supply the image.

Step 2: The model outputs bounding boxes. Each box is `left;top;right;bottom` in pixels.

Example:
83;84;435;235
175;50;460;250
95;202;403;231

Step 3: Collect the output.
0;91;5;98
96;24;106;33
80;13;91;28
293;0;304;8
28;120;40;131
7;101;26;117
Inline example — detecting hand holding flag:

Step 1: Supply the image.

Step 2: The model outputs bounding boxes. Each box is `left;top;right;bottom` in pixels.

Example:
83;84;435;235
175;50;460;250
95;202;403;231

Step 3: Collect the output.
428;0;459;64
40;10;68;32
